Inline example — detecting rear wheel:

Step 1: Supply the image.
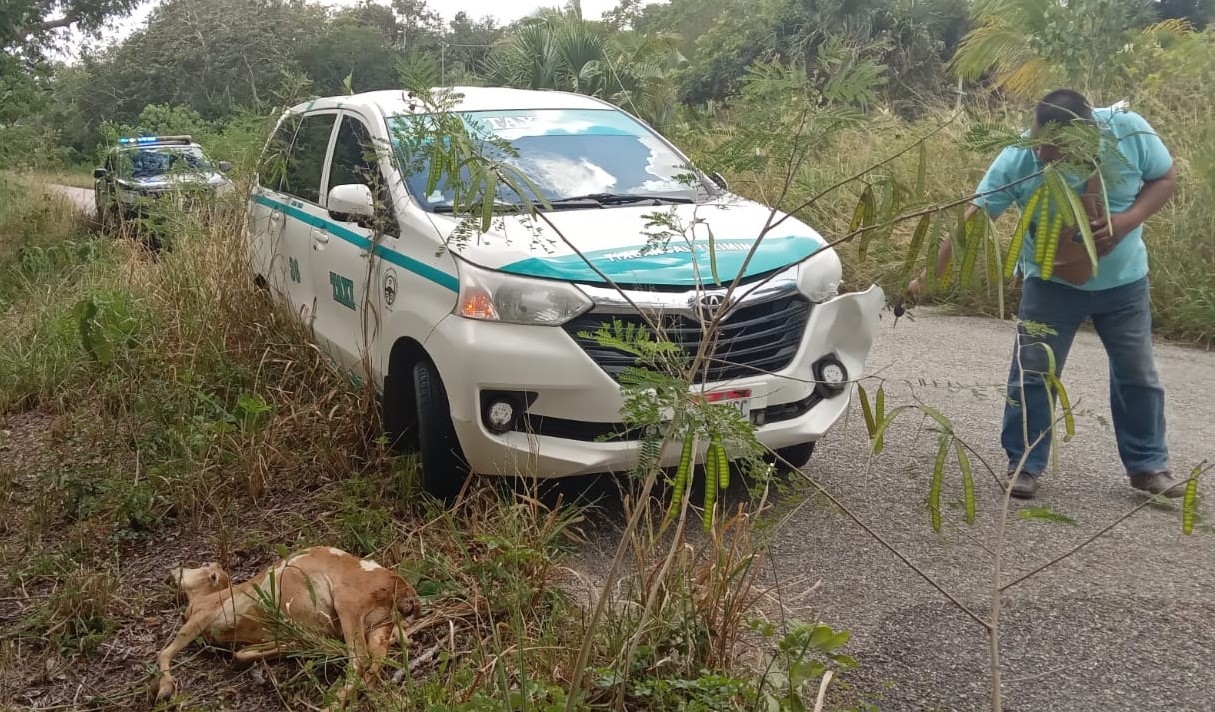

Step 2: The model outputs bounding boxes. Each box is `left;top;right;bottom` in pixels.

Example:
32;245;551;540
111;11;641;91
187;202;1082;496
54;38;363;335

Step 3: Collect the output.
412;359;469;500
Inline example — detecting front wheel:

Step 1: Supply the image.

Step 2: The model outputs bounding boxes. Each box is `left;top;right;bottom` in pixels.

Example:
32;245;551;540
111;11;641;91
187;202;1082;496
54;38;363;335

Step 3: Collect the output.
412;360;469;500
96;197;113;231
771;441;816;473
99;200;125;235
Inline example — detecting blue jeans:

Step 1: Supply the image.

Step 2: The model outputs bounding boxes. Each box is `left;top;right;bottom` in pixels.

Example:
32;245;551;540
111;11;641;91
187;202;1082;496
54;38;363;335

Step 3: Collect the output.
1001;276;1169;477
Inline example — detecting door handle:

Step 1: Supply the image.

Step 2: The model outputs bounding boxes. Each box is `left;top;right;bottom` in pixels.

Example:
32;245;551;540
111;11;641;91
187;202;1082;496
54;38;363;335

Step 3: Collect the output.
312;230;330;245
269;211;282;223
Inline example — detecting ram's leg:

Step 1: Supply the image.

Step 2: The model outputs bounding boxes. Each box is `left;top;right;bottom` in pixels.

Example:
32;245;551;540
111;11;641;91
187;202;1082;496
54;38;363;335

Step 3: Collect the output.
153;615;209;702
233;641;288;666
329;610;371;711
360;624;396;686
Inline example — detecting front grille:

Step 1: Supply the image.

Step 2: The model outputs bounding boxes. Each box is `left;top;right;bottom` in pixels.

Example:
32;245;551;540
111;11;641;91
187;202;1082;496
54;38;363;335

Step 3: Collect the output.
760;390;822;425
563;294;811;384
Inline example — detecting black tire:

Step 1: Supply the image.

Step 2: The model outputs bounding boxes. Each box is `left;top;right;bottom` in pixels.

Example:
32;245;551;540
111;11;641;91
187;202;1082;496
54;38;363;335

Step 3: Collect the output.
380;372;417;453
102;202;127;236
412;359;469;500
772;441;816;473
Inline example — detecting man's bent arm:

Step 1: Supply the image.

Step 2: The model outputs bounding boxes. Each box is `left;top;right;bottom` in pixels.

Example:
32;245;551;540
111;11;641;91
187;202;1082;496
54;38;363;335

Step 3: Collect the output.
925;203;984;281
1125;164;1176;228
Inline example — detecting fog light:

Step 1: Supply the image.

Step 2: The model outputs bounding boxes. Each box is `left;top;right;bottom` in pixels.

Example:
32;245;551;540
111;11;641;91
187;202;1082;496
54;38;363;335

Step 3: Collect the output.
813;357;848;397
485;398;516;434
479;391;537;435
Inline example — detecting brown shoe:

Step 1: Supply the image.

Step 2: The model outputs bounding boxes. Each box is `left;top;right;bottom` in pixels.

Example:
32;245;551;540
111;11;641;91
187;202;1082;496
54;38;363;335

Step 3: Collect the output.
1129;471;1185;498
1007;470;1040;499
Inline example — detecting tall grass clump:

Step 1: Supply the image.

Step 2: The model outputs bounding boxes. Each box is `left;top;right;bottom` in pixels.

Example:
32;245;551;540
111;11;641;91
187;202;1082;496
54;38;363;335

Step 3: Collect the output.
1133;97;1215;344
0;178;105;407
0;181;381;621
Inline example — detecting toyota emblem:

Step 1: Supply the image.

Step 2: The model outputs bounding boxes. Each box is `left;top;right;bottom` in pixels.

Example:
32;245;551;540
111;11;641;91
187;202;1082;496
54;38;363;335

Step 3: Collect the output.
693;292;730;322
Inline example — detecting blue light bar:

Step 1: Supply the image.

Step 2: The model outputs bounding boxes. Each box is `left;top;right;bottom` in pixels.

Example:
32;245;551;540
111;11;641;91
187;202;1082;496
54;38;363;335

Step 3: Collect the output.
116;135;193;146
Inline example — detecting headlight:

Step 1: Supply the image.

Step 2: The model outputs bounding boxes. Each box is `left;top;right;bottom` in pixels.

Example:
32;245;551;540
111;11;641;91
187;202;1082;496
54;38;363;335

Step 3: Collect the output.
119;180;157;196
798;246;843;302
454;259;593;326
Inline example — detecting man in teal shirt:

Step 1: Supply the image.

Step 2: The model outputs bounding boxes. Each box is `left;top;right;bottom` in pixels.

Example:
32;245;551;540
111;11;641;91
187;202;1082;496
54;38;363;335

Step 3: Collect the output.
908;89;1179;499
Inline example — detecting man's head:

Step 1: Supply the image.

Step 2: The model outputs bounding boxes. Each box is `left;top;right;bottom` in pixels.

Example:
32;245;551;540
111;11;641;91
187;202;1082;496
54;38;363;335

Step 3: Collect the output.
1031;89;1095;164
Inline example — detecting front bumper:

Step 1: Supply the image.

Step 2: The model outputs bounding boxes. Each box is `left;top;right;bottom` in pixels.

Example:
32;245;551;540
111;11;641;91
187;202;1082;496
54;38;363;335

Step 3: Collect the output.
117;187;218;215
425;284;885;478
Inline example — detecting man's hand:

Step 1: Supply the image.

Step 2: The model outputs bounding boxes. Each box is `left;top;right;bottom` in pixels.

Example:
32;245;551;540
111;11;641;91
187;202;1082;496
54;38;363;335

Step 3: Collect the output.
906;203;981;302
906;271;927;302
1089;212;1138;257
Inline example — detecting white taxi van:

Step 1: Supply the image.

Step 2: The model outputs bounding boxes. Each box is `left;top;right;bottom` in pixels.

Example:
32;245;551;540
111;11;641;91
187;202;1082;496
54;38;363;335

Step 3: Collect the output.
247;87;884;497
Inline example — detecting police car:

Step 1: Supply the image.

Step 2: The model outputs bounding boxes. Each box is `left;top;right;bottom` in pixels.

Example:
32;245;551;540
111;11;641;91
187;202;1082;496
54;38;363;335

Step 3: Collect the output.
247;87;885;497
93;135;233;225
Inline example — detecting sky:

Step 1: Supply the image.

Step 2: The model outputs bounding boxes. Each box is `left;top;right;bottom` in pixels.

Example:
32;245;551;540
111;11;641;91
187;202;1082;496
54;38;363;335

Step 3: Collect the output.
67;0;639;59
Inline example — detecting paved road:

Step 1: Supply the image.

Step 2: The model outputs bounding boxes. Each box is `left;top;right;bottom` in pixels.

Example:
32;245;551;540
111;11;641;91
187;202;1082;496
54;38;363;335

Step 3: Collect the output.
577;308;1215;711
54;184;95;217
769;310;1215;711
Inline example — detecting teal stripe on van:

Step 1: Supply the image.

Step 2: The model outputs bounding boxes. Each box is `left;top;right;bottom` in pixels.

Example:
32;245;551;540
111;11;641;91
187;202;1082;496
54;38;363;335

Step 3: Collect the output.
251;193;459;292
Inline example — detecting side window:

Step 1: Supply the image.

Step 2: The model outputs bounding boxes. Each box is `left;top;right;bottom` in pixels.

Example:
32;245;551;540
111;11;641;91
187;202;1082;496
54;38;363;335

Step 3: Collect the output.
328;115;400;237
281;113;337;204
257;116;298;191
328;116;378;188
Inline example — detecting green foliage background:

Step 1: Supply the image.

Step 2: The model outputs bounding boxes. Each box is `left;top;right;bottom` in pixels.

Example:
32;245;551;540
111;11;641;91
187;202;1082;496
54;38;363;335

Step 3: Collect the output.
2;0;1213;342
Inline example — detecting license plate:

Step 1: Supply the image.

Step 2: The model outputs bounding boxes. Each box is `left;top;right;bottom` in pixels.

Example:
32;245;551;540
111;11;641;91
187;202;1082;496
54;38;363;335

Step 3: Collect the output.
702;388;752;419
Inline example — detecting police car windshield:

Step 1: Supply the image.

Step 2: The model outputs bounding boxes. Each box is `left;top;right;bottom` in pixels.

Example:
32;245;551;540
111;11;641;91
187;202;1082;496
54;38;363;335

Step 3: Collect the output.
122;146;213;178
387;108;709;210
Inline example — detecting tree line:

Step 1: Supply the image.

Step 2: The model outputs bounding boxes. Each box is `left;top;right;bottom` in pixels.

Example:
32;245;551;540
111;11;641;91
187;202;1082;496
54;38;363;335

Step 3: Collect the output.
1;0;1213;166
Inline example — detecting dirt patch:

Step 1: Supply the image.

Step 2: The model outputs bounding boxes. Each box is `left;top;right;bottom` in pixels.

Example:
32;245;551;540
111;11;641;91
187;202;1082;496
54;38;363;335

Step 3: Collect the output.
1;409;62;482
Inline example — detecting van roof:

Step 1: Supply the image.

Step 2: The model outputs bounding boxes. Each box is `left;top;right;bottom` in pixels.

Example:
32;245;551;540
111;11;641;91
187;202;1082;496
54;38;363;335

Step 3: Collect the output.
288;86;616;118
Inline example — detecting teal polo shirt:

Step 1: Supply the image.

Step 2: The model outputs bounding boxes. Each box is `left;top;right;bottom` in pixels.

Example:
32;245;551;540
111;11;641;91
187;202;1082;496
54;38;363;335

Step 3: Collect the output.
973;106;1174;291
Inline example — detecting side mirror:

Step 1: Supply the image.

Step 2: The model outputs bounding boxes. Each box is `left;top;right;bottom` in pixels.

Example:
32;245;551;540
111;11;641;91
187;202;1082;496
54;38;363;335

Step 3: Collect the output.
94;168;108;179
327;183;375;222
710;171;729;191
218;161;233;173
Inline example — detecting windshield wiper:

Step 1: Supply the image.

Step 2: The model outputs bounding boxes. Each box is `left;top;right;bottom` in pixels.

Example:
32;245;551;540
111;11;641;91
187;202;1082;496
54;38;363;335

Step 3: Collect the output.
431;201;526;214
429;193;695;214
543;193;696;209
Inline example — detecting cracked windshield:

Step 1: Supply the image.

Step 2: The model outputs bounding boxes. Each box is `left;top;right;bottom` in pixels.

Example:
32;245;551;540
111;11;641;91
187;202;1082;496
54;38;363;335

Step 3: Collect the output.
122;147;213;178
391;108;706;209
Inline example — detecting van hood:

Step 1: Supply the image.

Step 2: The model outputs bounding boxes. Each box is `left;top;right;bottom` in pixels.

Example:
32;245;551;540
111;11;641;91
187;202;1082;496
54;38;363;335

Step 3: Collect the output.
441;196;830;287
124;172;231;191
